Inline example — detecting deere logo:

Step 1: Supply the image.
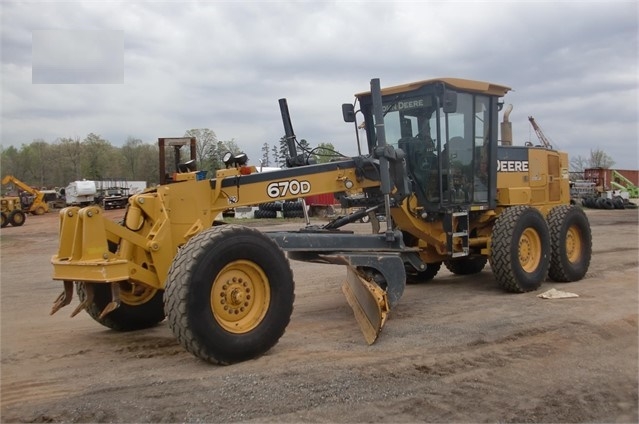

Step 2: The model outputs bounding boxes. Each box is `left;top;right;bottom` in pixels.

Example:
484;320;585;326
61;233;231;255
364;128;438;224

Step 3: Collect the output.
497;160;529;172
383;99;424;113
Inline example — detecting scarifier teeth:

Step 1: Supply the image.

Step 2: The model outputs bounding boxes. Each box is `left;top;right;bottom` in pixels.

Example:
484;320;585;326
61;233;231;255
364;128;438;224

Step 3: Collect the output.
71;283;94;317
99;301;120;319
50;281;74;315
98;283;122;319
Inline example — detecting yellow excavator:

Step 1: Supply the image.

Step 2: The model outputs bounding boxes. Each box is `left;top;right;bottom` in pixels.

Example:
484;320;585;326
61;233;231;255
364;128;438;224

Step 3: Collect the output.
1;175;49;215
50;77;592;365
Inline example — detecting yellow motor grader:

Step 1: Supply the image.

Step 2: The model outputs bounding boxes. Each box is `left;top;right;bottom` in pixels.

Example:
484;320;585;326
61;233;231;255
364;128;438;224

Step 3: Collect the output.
50;77;592;364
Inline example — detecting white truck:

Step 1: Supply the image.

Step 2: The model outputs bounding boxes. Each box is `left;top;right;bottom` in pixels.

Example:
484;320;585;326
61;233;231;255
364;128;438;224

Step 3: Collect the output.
94;180;148;210
94;180;147;195
64;180;97;206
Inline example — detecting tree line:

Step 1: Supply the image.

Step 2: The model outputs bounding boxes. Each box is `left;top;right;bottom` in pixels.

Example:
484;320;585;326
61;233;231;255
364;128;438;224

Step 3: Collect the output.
0;129;338;190
6;127;606;191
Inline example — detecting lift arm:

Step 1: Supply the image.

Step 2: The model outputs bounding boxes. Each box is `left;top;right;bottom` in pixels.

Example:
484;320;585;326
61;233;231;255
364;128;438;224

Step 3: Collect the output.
1;175;49;214
2;175;38;195
612;170;639;197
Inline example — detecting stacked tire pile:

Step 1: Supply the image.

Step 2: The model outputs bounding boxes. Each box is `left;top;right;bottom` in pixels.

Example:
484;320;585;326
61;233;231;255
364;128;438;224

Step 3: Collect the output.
580;196;637;210
254;200;305;219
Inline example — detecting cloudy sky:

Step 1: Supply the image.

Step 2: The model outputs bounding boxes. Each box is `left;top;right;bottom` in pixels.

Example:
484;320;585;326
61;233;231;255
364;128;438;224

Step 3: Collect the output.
1;0;637;169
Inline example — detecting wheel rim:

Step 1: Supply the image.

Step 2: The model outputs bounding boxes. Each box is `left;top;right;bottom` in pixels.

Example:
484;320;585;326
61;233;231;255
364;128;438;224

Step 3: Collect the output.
519;227;542;273
211;260;270;334
565;224;582;263
119;282;158;305
14;214;24;225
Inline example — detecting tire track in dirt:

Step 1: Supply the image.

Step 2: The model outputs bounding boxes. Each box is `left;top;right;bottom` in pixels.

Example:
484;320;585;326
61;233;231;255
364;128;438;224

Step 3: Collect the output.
1;209;636;423
112;335;185;359
1;379;75;408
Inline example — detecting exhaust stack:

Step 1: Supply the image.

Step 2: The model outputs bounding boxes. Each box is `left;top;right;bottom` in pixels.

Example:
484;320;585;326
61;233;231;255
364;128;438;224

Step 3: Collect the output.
501;104;513;146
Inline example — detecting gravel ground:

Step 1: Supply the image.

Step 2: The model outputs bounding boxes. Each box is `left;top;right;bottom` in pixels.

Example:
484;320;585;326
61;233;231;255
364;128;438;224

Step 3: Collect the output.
0;207;637;423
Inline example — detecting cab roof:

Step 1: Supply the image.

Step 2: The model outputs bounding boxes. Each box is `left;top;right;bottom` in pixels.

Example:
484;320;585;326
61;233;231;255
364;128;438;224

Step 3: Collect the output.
356;77;511;98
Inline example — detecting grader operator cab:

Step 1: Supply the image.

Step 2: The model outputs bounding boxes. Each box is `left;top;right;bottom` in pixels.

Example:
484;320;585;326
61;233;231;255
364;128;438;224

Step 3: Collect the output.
50;77;592;365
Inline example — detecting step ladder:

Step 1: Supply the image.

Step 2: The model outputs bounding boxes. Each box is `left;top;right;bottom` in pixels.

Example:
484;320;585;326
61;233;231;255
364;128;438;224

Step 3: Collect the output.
447;211;469;258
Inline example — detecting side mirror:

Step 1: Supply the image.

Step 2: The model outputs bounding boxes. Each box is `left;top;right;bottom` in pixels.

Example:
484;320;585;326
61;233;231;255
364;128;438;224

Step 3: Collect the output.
442;90;457;114
342;103;355;122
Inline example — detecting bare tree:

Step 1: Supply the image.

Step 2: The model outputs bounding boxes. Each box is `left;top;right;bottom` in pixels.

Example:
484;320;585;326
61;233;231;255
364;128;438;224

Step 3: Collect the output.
121;137;143;179
81;133;115;180
588;148;615;169
135;143;160;185
0;145;20;180
184;128;217;170
23;139;51;188
570;154;588;173
57;136;83;180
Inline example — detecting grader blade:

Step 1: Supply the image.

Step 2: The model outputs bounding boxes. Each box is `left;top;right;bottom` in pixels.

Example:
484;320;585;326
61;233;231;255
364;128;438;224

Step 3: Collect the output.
342;266;390;345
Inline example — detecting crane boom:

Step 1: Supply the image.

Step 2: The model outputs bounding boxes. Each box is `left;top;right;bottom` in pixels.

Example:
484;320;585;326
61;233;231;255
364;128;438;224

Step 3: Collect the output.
528;116;553;149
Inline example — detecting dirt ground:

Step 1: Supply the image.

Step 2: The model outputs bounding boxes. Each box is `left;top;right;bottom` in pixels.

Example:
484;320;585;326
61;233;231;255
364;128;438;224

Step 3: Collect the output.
0;206;637;423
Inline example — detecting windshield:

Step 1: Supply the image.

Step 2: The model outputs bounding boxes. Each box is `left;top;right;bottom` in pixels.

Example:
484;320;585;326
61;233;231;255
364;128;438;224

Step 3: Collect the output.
364;90;492;208
381;95;437;150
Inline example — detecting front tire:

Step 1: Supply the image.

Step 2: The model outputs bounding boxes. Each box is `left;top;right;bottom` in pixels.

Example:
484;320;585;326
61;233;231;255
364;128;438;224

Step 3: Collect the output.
8;210;26;227
490;206;550;293
547;205;592;282
77;282;165;331
164;225;295;365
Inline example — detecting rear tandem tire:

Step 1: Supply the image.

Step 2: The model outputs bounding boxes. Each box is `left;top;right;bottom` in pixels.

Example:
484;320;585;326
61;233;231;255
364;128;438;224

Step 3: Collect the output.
77;282;166;331
490;206;550;293
1;212;8;228
164;225;295;365
546;205;592;282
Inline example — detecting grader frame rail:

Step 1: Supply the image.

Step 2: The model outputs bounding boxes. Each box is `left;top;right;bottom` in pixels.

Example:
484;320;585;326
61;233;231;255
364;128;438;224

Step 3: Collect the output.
50;77;592;365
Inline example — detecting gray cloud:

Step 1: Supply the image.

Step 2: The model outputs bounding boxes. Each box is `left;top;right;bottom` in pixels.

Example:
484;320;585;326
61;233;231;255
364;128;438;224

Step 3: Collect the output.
1;0;637;169
32;30;124;84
